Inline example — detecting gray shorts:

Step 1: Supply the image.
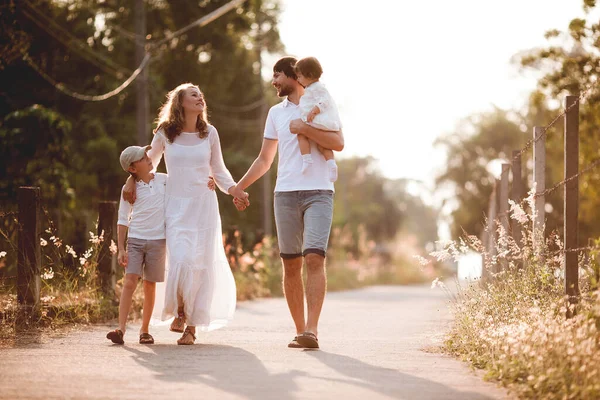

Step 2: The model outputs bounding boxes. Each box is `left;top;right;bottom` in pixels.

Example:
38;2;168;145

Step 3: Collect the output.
126;238;166;282
274;190;334;259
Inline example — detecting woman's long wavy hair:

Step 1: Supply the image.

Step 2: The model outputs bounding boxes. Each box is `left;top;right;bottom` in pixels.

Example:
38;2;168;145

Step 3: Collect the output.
154;83;209;142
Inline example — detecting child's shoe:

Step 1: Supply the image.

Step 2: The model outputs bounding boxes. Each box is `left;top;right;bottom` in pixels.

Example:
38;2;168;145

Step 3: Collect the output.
327;159;338;182
301;154;313;174
106;329;124;344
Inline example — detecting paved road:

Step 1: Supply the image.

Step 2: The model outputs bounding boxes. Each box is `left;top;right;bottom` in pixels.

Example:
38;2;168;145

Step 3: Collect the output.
0;285;509;399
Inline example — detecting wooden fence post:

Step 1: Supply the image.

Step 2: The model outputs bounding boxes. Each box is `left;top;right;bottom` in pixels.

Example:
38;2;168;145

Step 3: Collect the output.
98;201;117;298
499;164;510;271
482;185;497;282
17;187;41;323
511;150;523;251
564;95;580;312
533;126;546;254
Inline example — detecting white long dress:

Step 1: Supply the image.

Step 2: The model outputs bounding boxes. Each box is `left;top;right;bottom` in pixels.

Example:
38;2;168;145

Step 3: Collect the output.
148;125;236;331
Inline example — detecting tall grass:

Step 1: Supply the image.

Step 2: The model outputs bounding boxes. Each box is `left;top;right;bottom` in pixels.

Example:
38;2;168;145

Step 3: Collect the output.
430;187;600;399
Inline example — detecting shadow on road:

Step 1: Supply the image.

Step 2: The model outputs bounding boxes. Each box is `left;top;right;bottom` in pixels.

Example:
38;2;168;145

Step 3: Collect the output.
123;344;305;400
305;350;496;400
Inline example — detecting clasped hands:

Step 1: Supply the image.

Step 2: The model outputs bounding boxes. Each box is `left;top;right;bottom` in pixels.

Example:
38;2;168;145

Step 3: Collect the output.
229;184;250;211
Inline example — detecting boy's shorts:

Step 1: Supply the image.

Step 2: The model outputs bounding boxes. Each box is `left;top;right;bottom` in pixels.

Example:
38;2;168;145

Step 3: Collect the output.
126;238;166;282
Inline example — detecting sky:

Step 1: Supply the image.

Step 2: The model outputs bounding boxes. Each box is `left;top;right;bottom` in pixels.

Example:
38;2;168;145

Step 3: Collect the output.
274;0;585;200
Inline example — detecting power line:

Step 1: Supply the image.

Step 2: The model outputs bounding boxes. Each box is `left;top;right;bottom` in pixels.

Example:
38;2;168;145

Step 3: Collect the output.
23;0;249;102
22;0;131;77
150;0;247;49
23;52;151;101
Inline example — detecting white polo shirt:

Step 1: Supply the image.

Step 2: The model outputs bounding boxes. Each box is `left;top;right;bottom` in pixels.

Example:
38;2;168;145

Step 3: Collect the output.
264;98;335;192
117;173;167;240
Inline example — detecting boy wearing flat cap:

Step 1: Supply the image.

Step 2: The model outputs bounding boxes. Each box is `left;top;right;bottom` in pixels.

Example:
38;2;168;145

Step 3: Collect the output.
106;145;167;345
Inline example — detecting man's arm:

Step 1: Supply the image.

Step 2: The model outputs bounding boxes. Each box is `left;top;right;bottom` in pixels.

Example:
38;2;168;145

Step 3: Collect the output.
236;138;278;191
289;119;344;151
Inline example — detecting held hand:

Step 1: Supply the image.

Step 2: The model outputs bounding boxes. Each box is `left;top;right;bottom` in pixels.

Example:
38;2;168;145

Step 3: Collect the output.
289;119;305;135
307;106;320;122
233;196;250;211
118;249;128;268
207;176;216;191
228;185;248;201
123;176;137;204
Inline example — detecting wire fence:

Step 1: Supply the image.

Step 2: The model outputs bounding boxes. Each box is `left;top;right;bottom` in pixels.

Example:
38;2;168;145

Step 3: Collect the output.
483;87;600;305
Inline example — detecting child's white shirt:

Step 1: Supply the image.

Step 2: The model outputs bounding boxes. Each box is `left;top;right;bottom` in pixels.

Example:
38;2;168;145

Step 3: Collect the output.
117;173;167;240
299;81;341;131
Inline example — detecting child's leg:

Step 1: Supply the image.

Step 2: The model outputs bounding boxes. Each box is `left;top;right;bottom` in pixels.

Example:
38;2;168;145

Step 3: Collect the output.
141;280;156;334
317;145;334;161
317;145;338;182
298;134;313;174
298;134;310;155
118;274;140;333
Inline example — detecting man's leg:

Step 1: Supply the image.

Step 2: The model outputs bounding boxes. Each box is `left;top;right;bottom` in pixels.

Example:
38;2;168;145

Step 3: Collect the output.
305;253;326;336
282;257;306;334
301;190;334;339
273;191;304;342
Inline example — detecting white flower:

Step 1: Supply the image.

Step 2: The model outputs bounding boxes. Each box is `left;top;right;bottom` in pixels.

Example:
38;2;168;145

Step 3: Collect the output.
41;267;54;280
413;255;431;266
41;295;55;303
0;251;6;258
40;238;48;247
508;200;529;224
109;240;117;255
430;277;447;290
89;231;101;245
79;257;87;266
65;245;77;258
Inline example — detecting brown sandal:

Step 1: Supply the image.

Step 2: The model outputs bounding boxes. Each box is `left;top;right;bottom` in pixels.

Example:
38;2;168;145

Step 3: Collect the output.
139;332;154;344
177;327;196;345
288;336;303;348
296;331;319;349
170;311;186;333
106;329;124;345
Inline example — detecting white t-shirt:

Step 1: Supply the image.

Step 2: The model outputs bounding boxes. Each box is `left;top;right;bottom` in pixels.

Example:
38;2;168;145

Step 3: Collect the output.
299;81;341;131
117;173;167;240
264;98;335;192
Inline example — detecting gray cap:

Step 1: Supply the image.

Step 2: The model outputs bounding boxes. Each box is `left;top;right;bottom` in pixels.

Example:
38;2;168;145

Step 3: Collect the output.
119;145;152;172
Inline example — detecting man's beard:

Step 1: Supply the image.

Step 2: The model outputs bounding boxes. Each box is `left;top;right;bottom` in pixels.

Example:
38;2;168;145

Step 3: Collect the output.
277;84;292;97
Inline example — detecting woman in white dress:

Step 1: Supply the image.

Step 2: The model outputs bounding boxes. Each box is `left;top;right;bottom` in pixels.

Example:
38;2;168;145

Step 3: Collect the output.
124;83;248;345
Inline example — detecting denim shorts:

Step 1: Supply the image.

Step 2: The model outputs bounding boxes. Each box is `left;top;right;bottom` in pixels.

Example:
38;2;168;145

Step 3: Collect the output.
274;190;334;259
126;238;166;282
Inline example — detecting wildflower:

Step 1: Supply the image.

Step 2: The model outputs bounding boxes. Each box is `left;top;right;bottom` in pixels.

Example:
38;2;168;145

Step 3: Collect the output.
89;231;101;245
0;251;6;258
414;255;431;266
109;240;117;255
41;295;55;303
65;245;77;258
40;238;48;247
430;277;448;289
41;267;54;280
508;200;528;224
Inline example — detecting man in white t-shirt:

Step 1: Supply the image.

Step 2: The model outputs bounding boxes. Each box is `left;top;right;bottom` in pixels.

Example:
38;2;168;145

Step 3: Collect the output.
234;56;344;349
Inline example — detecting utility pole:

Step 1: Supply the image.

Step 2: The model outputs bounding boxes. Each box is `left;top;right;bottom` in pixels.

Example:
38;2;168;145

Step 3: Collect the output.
257;49;273;237
135;0;149;145
255;10;272;237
